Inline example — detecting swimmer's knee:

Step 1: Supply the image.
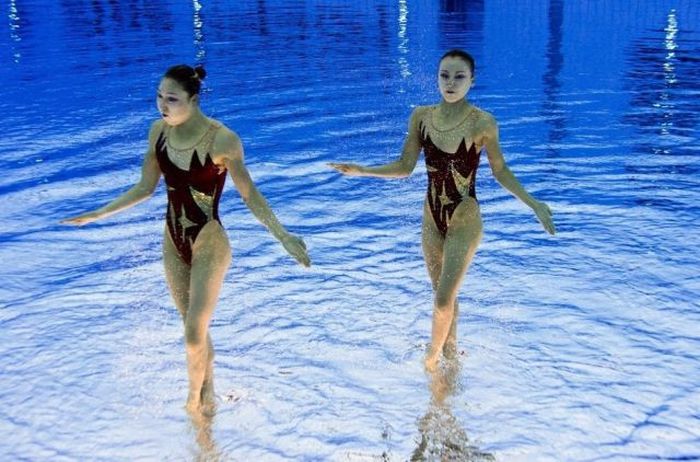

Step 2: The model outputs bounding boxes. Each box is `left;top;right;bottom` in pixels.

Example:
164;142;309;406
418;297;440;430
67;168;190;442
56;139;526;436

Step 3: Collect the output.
435;292;456;311
184;321;206;348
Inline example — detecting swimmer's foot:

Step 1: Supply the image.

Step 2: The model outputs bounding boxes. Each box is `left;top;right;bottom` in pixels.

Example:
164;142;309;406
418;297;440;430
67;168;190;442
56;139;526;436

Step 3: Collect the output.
444;344;467;362
186;397;217;418
443;341;458;360
200;380;217;416
200;400;217;417
424;352;440;373
201;377;215;400
185;395;202;415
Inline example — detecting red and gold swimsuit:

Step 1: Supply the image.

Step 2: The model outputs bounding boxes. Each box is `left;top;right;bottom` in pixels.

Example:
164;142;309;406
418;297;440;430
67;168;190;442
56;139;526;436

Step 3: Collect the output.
155;122;226;265
419;115;481;237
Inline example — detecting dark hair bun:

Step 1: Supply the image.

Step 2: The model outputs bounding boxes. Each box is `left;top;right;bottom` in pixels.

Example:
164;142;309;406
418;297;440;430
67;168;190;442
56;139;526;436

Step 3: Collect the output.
164;64;205;96
194;65;207;81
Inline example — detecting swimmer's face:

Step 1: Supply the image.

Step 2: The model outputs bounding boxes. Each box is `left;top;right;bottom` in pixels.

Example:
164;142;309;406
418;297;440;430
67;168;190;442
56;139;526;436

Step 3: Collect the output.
438;57;473;103
157;78;197;126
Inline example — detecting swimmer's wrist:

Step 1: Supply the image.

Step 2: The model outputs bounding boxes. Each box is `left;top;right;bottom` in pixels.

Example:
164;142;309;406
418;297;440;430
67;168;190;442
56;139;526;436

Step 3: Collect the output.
354;165;370;176
277;229;293;242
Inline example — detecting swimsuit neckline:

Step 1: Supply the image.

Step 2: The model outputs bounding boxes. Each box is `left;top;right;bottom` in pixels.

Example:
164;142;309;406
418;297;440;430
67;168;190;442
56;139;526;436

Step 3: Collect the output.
163;122;218;172
165;120;215;152
423;130;476;156
429;105;476;133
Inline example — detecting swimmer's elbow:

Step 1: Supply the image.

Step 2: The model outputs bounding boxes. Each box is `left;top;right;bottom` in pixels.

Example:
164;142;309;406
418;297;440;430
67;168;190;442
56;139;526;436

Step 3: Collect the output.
135;181;157;198
235;182;254;205
240;192;252;205
398;159;416;178
491;164;509;183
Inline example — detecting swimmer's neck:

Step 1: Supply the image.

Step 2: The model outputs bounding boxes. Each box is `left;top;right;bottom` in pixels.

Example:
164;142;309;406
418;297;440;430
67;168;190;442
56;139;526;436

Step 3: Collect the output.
170;109;209;139
437;99;471;118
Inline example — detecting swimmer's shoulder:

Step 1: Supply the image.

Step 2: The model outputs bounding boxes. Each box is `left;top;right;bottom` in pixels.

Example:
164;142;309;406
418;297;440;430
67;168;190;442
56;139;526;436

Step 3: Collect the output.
410;104;436;119
209;119;243;160
408;105;435;130
469;107;499;146
147;119;166;149
471;105;495;124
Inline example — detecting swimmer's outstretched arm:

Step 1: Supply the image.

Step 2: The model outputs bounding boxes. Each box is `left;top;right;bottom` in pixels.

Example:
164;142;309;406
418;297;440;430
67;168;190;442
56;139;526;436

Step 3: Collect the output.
219;129;310;267
482;114;556;235
62;122;163;226
328;108;422;179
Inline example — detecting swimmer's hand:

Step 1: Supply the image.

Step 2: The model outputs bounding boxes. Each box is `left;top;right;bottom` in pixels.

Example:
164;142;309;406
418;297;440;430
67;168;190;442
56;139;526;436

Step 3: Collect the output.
281;232;311;267
532;200;556;235
327;162;365;177
61;210;102;226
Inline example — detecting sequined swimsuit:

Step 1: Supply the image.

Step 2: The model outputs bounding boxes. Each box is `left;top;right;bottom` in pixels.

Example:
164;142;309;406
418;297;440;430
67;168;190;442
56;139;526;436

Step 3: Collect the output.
419;109;481;237
155;122;226;265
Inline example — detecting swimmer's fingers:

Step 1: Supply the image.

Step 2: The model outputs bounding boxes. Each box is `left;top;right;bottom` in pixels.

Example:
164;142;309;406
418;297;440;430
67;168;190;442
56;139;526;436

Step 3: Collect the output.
298;248;311;267
542;216;556;235
61;211;100;226
327;162;362;176
282;234;311;267
543;204;556;235
327;162;349;173
533;202;556;235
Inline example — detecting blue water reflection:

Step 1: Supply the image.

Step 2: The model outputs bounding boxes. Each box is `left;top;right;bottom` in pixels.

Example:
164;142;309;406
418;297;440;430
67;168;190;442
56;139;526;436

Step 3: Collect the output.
1;1;699;460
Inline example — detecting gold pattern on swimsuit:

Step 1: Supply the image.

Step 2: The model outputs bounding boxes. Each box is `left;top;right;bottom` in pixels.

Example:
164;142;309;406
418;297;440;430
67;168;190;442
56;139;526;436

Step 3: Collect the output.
177;204;197;241
168;202;178;237
189;186;215;221
451;164;473;196
438;179;453;207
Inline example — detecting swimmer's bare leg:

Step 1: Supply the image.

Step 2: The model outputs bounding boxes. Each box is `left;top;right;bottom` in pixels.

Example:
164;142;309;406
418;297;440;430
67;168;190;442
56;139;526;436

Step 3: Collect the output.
422;201;449;357
200;334;216;409
184;222;230;414
422;202;464;366
424;199;482;372
443;300;459;360
163;245;215;406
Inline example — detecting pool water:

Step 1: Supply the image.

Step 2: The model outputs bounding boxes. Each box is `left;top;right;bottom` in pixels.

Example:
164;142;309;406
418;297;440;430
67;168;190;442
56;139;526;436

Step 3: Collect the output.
1;1;699;460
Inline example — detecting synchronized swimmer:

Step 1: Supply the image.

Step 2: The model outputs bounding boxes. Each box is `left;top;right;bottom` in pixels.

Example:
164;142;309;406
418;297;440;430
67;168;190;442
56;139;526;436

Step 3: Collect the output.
63;64;310;414
330;49;555;371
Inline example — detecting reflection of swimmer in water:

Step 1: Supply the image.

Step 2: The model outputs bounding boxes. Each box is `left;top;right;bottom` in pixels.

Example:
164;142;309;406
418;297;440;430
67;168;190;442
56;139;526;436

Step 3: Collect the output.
412;362;495;461
330;49;555;372
63;64;310;414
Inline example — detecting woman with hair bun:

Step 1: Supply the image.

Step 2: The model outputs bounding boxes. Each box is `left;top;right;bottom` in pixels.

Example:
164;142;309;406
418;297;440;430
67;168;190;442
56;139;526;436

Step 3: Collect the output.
64;64;310;414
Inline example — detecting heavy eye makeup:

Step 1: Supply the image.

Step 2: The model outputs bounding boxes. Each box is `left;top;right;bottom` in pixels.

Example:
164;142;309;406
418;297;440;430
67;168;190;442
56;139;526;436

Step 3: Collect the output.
439;72;467;81
157;92;180;103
